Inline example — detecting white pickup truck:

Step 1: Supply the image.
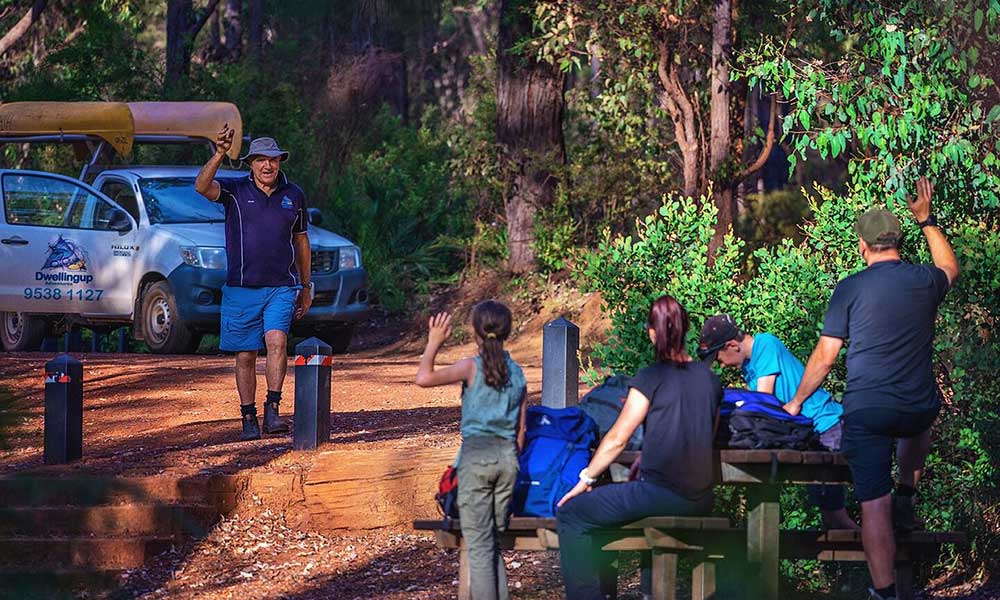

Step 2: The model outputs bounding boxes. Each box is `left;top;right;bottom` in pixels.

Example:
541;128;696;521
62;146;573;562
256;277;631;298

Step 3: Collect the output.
0;102;370;353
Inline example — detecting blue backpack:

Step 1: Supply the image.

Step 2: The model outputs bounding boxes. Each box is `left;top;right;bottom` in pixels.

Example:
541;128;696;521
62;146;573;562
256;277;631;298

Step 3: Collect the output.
512;406;599;517
723;388;820;450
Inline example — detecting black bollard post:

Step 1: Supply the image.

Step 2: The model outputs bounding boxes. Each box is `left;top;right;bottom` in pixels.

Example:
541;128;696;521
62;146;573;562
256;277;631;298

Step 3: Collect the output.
117;328;128;353
293;337;332;450
44;353;83;464
542;317;580;409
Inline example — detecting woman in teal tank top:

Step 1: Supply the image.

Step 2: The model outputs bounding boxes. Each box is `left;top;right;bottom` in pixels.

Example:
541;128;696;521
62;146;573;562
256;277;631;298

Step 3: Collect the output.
416;300;527;600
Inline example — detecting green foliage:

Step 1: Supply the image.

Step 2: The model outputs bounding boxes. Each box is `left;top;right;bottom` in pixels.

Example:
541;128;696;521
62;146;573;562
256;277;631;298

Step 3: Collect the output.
582;190;744;379
736;0;1000;212
532;189;578;272
320;110;471;311
737;190;812;251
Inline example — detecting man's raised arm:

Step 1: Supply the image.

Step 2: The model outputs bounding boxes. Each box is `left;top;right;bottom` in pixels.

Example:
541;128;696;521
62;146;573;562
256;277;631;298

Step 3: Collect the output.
194;125;235;201
909;177;959;286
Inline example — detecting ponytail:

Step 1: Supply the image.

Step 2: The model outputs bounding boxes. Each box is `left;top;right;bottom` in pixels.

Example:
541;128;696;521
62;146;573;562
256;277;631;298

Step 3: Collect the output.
471;300;513;390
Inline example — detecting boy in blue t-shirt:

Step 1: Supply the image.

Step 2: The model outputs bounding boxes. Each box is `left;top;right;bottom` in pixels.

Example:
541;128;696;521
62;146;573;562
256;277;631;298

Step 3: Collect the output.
698;314;858;530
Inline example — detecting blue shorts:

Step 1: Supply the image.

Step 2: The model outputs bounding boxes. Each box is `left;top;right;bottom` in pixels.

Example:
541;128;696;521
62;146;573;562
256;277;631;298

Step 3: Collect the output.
219;285;299;352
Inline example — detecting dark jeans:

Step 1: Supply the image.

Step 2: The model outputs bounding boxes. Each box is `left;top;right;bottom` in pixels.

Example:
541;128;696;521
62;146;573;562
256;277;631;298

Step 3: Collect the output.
556;479;713;600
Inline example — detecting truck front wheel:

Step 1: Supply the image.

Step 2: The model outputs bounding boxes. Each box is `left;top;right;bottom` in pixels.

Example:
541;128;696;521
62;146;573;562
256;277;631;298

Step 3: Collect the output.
0;312;45;351
139;281;196;354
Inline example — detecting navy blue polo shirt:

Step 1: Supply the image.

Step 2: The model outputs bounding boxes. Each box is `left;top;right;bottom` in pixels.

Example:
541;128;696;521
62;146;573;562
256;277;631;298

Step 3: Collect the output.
214;171;308;287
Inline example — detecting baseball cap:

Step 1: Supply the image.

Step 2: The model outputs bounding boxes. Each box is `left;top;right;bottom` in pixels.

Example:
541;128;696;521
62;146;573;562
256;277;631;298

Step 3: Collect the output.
855;209;901;246
697;314;742;362
239;137;290;162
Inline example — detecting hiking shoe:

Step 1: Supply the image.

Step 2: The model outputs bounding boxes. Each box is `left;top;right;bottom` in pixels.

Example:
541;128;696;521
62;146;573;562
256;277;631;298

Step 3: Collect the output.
892;494;920;534
868;587;896;600
241;405;261;441
262;401;288;434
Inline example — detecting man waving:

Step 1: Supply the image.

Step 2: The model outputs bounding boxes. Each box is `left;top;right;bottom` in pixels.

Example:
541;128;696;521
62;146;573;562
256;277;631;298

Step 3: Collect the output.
195;127;313;440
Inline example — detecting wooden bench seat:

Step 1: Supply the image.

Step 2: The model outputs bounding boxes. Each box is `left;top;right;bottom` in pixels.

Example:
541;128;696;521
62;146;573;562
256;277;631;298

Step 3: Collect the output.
414;519;967;600
415;516;736;600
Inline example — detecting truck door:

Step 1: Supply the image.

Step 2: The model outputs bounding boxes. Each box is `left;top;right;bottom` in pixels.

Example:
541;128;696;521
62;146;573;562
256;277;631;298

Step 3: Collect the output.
0;171;139;316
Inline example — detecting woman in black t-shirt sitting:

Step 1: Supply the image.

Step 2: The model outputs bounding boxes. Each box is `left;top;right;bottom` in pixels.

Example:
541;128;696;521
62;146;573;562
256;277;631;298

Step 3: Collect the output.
556;294;723;599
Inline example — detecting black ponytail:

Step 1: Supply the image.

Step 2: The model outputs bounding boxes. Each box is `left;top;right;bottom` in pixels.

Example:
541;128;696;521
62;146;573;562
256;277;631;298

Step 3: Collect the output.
471;300;512;390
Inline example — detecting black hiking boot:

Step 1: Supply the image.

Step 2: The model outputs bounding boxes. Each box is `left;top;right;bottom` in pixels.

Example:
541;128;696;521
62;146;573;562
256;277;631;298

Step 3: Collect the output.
892;493;920;534
240;404;261;441
262;400;288;434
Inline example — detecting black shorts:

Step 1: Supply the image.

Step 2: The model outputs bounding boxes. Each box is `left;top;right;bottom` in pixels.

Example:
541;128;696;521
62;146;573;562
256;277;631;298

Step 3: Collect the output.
841;405;940;502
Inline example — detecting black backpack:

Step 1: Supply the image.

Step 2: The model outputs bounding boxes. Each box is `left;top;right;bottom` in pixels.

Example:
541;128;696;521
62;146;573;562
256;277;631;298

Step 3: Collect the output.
578;375;643;451
725;389;821;450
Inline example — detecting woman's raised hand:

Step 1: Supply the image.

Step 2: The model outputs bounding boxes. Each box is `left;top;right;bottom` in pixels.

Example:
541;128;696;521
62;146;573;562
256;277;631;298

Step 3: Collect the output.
427;312;453;348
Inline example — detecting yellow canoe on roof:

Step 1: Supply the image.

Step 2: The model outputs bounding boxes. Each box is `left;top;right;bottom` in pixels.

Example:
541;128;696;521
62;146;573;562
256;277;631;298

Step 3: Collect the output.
0;101;134;157
128;101;242;160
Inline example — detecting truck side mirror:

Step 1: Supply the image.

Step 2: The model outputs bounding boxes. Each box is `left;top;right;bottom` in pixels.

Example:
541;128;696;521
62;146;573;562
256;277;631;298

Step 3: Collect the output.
307;207;323;226
108;209;132;233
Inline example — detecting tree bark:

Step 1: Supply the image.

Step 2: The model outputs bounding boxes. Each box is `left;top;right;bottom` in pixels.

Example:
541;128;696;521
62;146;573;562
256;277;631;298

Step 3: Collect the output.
496;0;566;274
247;0;263;60
222;0;242;60
165;0;222;93
0;0;47;57
657;40;699;199
709;0;733;258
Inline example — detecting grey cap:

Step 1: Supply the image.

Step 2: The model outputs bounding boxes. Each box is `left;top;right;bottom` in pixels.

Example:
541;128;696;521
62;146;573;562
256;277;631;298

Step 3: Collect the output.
239;137;290;162
855;209;901;246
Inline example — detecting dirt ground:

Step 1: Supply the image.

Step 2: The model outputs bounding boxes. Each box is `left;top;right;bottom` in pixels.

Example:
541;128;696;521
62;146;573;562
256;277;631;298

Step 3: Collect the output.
0;308;996;599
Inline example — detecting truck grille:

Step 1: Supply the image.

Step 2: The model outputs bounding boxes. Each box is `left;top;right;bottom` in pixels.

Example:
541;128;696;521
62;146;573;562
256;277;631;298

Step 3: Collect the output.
311;249;339;274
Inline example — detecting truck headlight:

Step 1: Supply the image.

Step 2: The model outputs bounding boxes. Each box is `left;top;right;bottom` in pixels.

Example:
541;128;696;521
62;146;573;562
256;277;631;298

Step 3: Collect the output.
180;246;227;270
339;246;362;270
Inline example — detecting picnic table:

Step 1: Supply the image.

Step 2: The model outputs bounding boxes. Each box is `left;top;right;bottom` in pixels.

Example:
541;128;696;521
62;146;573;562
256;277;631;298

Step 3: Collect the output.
415;448;964;600
617;448;852;600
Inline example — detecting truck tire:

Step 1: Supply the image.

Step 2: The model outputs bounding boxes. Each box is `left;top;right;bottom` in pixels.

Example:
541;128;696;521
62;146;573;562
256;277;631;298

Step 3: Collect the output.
140;281;196;354
317;324;355;354
0;312;46;352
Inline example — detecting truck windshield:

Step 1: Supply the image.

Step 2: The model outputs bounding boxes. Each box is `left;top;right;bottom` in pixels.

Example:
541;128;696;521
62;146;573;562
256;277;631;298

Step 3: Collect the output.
138;177;226;224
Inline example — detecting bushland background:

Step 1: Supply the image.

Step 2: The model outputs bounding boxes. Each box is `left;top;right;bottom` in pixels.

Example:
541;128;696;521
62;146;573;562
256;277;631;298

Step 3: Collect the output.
1;0;998;593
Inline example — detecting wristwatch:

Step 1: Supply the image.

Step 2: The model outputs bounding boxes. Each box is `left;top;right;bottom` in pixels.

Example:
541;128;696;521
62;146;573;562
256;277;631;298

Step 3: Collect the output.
304;281;315;300
579;468;597;486
918;214;938;229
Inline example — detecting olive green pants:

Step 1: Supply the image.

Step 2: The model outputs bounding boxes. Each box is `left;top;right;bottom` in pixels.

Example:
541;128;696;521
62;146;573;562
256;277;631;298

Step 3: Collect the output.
456;436;519;600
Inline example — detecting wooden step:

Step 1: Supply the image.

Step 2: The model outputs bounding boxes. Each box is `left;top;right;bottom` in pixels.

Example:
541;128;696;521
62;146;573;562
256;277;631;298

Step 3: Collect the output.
0;504;219;537
0;476;206;506
0;536;175;569
0;567;125;599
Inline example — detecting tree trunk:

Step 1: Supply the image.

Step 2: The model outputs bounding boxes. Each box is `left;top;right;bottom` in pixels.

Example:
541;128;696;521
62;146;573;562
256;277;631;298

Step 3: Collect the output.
657;41;700;199
222;0;242;60
708;0;733;259
0;0;47;58
248;0;264;60
165;0;221;93
496;0;566;274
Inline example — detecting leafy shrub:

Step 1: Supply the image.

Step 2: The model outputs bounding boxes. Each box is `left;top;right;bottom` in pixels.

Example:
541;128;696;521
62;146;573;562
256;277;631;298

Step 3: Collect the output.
319;110;471;310
585;186;1000;578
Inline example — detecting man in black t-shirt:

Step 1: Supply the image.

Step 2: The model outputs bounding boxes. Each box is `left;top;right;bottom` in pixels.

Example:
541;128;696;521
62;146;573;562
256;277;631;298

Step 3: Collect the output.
784;178;959;600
